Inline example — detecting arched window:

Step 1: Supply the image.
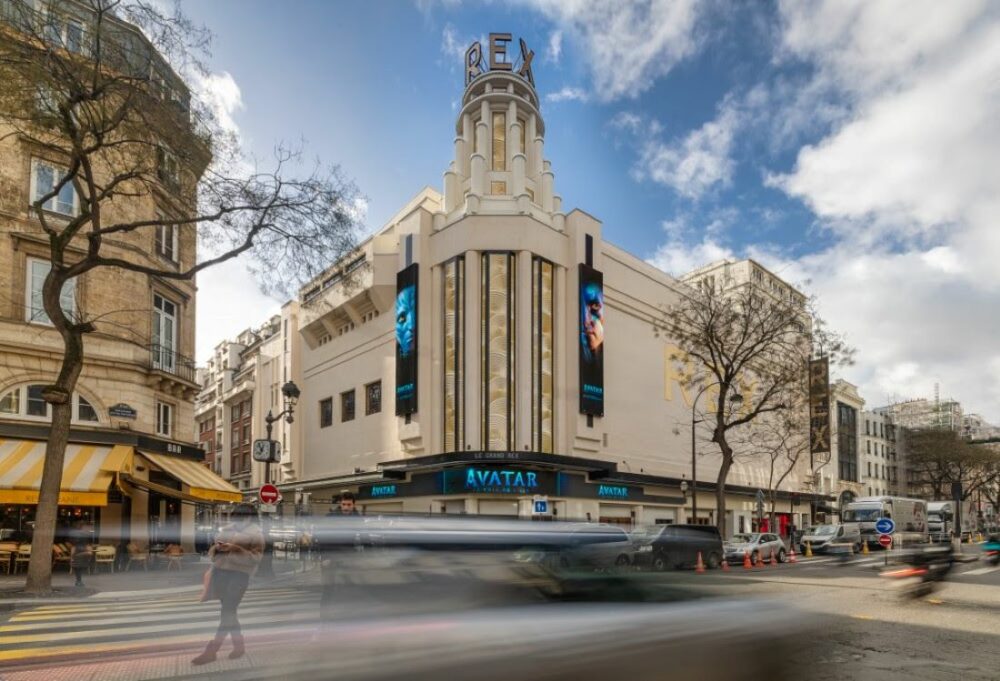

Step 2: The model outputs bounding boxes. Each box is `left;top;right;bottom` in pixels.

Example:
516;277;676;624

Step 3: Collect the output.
0;385;102;424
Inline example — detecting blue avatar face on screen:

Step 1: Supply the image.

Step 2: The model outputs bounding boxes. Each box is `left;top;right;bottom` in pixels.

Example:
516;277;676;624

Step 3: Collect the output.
580;281;604;363
396;284;416;357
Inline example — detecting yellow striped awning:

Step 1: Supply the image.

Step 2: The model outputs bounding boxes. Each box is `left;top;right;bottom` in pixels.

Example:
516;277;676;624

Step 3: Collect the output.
0;439;133;506
139;451;242;503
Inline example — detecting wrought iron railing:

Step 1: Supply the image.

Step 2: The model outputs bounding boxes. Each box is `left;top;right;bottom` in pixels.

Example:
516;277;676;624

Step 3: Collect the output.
149;344;196;383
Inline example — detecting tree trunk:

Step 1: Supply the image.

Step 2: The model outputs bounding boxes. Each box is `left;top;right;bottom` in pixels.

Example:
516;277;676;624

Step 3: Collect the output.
715;451;733;539
24;270;85;595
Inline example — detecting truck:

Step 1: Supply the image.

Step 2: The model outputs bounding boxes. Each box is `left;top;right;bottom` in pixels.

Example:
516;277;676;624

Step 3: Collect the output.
842;496;928;546
927;500;977;542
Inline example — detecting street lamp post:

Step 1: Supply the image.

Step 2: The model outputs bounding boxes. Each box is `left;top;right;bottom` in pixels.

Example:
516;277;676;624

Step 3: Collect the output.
258;381;299;579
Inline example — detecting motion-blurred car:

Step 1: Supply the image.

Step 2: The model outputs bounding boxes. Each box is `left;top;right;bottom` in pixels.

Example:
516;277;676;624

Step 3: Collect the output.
798;523;861;554
630;524;724;570
724;532;786;564
515;523;633;571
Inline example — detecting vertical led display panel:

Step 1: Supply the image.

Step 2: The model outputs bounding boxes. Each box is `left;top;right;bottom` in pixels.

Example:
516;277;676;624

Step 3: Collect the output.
578;263;604;416
443;257;465;451
395;263;419;416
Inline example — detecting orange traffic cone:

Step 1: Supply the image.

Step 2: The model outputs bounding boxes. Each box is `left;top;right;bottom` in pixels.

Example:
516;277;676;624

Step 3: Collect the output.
755;551;764;568
720;555;730;571
770;549;778;566
788;545;798;564
743;550;753;570
695;551;706;573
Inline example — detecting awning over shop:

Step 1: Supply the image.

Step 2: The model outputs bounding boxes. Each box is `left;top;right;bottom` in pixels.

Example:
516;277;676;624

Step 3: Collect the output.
0;439;132;506
139;451;242;503
119;474;210;504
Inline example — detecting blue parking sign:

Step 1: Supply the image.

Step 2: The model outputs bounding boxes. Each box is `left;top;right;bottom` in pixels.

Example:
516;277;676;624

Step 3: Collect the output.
875;518;895;535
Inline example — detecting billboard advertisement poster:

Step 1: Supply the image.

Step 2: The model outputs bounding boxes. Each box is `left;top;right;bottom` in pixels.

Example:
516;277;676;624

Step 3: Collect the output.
395;263;419;415
578;263;605;416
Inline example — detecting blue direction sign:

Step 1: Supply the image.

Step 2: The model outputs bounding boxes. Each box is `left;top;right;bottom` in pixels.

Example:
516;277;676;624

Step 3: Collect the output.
875;517;896;535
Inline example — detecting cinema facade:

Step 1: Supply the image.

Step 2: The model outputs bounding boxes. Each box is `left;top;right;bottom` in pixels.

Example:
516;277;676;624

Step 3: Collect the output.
281;35;830;537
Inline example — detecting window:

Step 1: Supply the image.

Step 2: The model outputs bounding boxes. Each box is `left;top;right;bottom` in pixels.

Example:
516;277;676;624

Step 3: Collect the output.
837;402;858;482
31;160;77;216
152;294;178;372
27;385;47;417
230;425;240;451
26;258;75;325
865;420;870;435
0;389;21;414
491;181;507;195
155;222;178;262
155;401;173;437
492;111;506;171
77;395;98;422
867;461;872;477
341;389;355;422
866;440;870;454
156;146;180;188
242;423;251;445
319;398;333;428
366;381;381;415
231;402;241;422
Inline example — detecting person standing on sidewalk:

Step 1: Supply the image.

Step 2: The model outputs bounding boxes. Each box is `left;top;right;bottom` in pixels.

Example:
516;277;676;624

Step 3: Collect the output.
318;492;361;622
69;521;92;588
192;504;264;665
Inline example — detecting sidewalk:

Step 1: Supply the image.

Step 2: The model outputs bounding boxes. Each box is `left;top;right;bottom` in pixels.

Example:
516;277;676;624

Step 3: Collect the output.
0;554;314;609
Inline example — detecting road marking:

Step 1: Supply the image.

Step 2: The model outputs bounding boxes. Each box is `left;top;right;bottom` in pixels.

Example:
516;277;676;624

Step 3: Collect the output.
962;566;1000;576
850;614;873;620
926;598;944;604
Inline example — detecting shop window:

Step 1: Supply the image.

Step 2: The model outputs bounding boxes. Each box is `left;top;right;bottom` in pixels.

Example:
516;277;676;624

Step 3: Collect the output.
341;389;355;422
366;381;381;415
26;258;76;325
156;401;173;437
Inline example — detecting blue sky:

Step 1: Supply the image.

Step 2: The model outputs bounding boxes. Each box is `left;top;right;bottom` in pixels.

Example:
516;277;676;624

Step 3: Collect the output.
184;1;1000;422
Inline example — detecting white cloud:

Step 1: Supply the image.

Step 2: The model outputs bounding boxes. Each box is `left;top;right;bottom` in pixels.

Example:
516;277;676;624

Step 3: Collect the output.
193;71;243;137
522;0;705;100
648;236;735;278
441;23;467;63
547;29;562;63
758;1;1000;417
195;259;282;364
623;97;741;199
546;86;588;103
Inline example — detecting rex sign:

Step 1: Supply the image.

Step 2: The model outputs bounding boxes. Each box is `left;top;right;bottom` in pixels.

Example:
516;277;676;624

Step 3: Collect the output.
465;33;535;87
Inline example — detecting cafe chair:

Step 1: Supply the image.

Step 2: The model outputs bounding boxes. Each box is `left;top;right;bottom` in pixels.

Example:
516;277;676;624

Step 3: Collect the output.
13;545;31;574
126;543;149;571
94;545;116;573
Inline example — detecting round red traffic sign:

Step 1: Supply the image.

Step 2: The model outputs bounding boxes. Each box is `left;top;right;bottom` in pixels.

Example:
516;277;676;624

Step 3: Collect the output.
259;484;280;504
878;534;892;548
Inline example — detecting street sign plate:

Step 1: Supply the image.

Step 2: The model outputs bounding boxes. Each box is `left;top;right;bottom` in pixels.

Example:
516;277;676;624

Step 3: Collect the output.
875;518;895;535
532;495;550;515
259;503;277;513
878;534;892;548
259;484;280;505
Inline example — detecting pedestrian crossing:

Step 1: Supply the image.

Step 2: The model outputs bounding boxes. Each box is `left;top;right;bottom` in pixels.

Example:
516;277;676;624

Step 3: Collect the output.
0;585;321;666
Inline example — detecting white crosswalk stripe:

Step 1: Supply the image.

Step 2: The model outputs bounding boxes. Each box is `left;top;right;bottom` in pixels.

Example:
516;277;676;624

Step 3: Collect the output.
961;566;1000;576
0;585;321;665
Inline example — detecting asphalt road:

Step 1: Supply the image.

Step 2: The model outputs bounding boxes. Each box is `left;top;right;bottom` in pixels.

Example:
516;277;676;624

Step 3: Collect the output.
1;552;998;680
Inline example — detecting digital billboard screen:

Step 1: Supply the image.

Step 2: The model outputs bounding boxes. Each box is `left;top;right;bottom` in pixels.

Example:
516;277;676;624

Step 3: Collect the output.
578;263;605;416
395;263;418;415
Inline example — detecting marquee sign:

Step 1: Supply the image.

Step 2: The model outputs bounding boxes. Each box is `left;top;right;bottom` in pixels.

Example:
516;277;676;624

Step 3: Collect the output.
465;33;535;87
809;357;831;457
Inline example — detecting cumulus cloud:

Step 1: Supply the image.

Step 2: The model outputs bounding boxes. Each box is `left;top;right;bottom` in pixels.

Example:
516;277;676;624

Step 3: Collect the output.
617;97;742;199
522;0;705;101
546;86;589;103
193;71;243;137
761;0;1000;416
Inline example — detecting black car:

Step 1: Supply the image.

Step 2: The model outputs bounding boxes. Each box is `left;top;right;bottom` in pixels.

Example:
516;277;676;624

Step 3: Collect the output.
630;524;724;570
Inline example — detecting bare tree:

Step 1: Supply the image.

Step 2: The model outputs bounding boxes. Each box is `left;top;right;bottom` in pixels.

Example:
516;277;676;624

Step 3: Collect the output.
739;396;809;534
657;275;850;538
907;428;997;501
0;0;359;593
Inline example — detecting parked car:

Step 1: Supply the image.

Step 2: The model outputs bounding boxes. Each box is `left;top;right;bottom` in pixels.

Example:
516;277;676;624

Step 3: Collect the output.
514;524;633;571
630;524;724;570
724;532;786;564
798;523;861;554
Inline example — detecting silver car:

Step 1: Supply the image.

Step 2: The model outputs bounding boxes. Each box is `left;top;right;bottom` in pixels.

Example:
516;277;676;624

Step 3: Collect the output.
724;532;787;564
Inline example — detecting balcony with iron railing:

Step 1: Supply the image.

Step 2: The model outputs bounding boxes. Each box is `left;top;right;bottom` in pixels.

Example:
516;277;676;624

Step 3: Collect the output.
148;343;197;385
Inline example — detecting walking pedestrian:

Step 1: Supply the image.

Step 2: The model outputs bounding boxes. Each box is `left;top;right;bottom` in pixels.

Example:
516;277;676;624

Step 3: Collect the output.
69;521;92;588
318;492;362;623
192;504;264;665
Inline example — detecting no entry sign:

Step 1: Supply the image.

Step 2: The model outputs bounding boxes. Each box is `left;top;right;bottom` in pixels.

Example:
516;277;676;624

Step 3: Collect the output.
878;534;893;549
259;484;280;505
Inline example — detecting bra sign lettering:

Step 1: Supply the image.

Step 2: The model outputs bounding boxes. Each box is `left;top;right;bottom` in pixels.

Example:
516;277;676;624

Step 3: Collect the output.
465;33;535;87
